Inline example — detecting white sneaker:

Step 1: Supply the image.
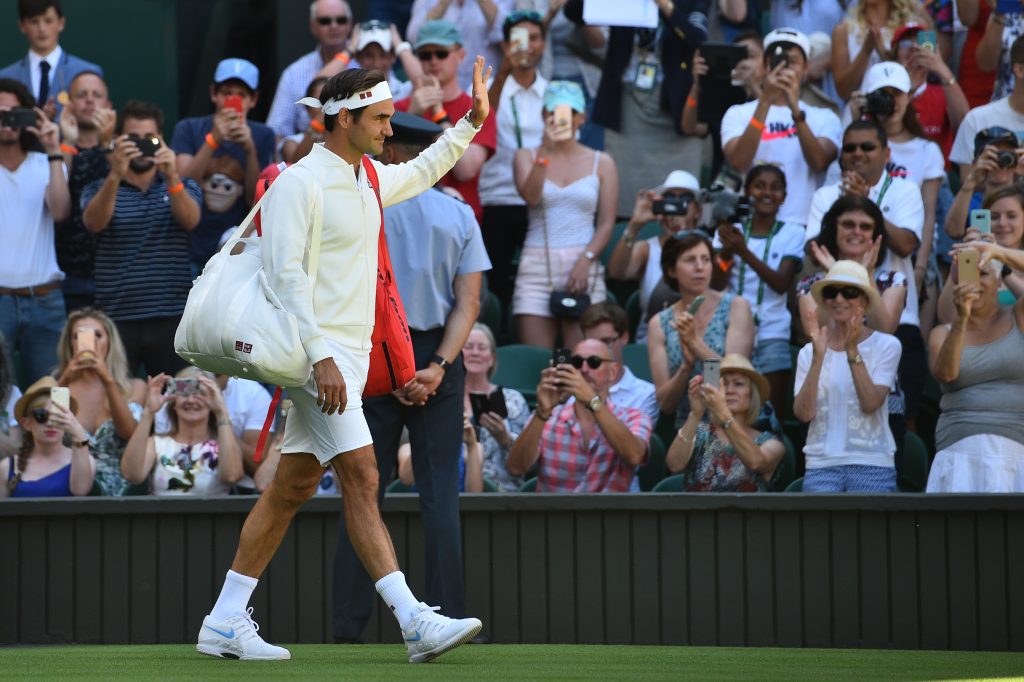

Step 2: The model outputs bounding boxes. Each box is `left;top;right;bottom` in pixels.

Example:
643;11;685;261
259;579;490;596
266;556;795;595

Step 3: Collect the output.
403;603;482;663
196;607;291;661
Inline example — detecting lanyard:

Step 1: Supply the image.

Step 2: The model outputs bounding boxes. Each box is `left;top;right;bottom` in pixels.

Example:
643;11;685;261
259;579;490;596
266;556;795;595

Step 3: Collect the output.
736;220;783;311
510;92;523;149
874;174;893;206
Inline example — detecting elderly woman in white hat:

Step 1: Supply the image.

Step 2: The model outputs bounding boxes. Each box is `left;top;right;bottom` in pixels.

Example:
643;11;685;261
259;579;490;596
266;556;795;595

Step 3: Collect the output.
667;354;785;492
794;260;902;492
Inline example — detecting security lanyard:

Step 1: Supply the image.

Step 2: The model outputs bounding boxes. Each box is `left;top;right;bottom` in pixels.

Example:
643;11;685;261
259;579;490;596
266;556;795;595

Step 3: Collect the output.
737;219;783;310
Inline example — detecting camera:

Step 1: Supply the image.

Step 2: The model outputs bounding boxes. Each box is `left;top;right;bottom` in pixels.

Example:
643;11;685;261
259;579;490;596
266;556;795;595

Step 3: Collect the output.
701;168;751;224
0;108;36;129
128;134;161;157
653;196;691;216
864;90;895;118
768;45;788;71
996;150;1017;169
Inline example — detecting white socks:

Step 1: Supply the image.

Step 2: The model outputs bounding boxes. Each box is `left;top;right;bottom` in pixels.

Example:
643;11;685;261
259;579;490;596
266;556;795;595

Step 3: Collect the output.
375;571;421;629
210;570;258;620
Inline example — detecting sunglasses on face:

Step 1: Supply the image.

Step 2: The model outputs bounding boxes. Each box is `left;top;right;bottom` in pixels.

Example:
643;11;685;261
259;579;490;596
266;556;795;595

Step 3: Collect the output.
842;142;878;154
316;15;349;26
31;408;50;424
208;174;238;191
571;355;612;370
417;48;450;62
822;285;865;301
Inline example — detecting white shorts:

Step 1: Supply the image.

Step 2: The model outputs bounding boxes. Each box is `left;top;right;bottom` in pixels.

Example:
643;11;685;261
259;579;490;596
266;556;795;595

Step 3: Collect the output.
280;340;373;466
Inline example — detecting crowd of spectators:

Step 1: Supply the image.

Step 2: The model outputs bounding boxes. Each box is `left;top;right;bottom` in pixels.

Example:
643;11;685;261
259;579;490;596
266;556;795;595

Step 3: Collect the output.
3;0;1024;498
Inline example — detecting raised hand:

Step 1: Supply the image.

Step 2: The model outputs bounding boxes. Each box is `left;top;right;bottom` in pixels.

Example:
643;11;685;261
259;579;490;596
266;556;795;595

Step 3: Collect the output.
686;375;706;416
27;106;60;155
952;281;981;324
144;374;171;414
469;55;493;127
59;105;79;146
809;240;835;270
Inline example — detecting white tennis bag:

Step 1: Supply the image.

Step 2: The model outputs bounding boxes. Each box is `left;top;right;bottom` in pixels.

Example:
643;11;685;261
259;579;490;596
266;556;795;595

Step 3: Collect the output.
174;170;323;387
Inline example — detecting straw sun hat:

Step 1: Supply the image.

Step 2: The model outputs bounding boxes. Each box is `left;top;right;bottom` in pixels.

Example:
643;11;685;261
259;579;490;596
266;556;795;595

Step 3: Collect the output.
810;260;880;314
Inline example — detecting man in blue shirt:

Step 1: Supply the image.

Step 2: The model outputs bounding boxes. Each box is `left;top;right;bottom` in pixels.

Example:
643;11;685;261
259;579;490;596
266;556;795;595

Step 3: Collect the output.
332;111;491;643
171;58;274;270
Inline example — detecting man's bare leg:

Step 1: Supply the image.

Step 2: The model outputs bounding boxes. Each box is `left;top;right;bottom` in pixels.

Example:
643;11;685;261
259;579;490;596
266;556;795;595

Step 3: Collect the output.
330;444;398;580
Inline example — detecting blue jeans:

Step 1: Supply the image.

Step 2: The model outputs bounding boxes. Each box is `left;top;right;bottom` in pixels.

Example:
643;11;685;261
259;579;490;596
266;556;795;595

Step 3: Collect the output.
0;287;66;386
804;465;897;492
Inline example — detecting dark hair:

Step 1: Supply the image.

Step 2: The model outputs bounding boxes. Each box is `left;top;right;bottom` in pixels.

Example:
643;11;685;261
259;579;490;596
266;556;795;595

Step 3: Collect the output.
116;99;164;134
1012;34;1024;68
731;29;763;49
502;10;545;41
18;0;62;20
580;301;629;337
744;163;787;194
865;93;925;139
319;69;387;131
815;195;889;268
0;78;36;150
844;118;888;148
660;232;713;292
306;76;329;98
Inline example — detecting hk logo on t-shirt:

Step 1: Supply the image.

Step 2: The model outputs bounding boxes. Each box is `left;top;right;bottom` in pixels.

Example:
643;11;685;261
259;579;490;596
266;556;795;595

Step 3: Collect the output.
762;121;798;141
885;161;908;178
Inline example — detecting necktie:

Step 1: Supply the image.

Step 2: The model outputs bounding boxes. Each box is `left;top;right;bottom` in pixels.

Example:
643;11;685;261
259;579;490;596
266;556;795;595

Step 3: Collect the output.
38;61;51;105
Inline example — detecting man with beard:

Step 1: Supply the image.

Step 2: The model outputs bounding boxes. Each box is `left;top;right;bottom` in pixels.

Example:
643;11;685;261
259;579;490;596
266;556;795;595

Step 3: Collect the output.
0;77;69;383
81;100;201;376
55;70;115;311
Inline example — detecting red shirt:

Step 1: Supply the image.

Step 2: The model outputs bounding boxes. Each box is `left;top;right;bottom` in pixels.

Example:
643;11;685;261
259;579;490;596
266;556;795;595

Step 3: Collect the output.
960;2;997;109
395;91;497;222
913;82;953;165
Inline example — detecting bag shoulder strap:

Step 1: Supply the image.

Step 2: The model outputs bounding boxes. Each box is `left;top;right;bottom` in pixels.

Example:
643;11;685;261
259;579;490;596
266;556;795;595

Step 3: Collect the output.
361;156;390;273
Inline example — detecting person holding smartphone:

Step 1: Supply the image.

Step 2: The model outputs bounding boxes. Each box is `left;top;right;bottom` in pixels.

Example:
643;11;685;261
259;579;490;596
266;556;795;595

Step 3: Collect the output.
0;377;95;498
975;0;1024;101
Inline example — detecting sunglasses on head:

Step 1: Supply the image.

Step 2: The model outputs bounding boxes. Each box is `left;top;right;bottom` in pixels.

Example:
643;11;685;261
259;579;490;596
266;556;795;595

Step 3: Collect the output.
571;354;611;370
31;408;50;424
842;142;878;154
316;15;349;26
822;285;864;300
504;9;543;26
417;48;451;62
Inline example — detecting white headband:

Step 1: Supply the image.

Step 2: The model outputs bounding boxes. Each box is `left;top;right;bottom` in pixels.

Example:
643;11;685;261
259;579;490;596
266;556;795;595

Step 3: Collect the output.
296;81;393;115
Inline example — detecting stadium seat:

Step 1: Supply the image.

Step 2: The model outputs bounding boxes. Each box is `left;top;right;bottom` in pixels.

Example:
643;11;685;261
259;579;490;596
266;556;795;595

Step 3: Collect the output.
624;290;642;339
482;478;498;493
899;431;931;493
636;433;666;491
124;482;150;496
652;473;685;492
622;343;652;382
519;477;538;492
771;434;797;492
387;479;413;493
492;345;550;405
784;476;803;492
478;290;502;338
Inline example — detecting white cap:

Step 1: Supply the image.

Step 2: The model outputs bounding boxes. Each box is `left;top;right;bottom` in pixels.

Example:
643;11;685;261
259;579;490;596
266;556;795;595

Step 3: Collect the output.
356;25;393;52
654;170;700;194
807;31;832;61
763;27;811;59
863;61;911;94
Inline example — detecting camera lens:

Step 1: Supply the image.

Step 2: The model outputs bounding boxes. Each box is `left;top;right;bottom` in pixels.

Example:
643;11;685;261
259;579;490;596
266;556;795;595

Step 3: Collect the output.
996;150;1017;169
865;91;895;117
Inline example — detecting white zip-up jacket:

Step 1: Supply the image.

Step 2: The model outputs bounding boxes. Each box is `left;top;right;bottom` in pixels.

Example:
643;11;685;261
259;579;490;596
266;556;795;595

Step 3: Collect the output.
260;117;480;366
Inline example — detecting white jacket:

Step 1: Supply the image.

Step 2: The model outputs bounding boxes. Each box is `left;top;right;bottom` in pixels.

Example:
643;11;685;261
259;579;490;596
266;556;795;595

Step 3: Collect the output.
260;118;480;365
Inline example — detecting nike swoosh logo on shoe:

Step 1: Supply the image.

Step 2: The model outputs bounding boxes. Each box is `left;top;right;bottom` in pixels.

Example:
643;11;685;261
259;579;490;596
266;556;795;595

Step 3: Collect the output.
404;630;422;642
205;625;236;638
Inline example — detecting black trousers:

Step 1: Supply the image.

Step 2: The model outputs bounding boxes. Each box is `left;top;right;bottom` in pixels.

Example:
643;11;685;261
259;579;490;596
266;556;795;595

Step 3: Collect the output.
115;315;188;377
332;328;466;640
480;205;528;313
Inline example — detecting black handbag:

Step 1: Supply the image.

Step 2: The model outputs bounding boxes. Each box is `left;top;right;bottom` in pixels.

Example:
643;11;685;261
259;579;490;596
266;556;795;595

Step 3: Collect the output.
541;197;597;320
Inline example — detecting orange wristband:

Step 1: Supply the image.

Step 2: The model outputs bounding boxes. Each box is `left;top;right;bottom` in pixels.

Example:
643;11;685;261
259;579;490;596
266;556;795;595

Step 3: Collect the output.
534;156;550;167
309;119;326;133
686;96;698;108
430;108;449;123
748;117;765;131
60;143;78;155
716;254;732;272
167;181;185;195
205;132;219;150
334;51;351;66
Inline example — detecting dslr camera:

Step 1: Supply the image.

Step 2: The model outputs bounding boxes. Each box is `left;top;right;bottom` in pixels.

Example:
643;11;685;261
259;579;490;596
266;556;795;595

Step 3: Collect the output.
864;90;895;118
701;168;751;224
653;195;692;216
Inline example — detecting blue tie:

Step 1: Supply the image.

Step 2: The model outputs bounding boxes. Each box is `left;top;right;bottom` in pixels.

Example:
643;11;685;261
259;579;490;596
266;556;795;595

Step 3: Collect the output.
38;61;50;105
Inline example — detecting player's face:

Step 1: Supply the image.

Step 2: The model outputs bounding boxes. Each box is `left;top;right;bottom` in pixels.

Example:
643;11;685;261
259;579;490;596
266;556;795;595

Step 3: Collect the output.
351;100;395;156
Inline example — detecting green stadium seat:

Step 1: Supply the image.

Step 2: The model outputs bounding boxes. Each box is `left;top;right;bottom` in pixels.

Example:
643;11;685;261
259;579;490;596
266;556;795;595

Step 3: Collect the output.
784;476;803;492
124;482;150;496
771;434;797;492
652;473;685;492
478;290;502;339
622;343;651;382
519;477;538;492
492;345;550;406
624;290;642;339
604;290;618;306
387;479;413;493
482;478;498;493
637;433;666;491
899;431;931;493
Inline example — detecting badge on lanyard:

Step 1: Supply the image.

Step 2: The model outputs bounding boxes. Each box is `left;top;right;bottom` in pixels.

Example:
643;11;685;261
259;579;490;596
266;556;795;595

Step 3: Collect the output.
634;56;658;91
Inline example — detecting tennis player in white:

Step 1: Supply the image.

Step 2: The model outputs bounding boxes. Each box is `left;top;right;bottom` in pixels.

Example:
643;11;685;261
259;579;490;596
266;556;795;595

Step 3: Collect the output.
196;57;492;663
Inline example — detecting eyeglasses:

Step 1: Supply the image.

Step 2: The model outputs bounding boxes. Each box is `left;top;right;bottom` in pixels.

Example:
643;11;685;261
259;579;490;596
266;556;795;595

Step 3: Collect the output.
821;285;865;300
571;355;612;370
504;9;543;27
316;15;350;26
416;48;451;62
838;219;875;232
31;408;50;424
842;142;879;154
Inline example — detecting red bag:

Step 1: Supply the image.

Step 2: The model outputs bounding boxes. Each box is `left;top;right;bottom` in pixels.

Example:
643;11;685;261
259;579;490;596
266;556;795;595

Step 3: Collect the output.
361;156;416;397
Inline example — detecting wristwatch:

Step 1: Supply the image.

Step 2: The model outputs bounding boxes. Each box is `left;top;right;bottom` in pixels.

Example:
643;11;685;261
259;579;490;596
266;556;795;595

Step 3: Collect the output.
793;109;807;123
847;353;863;365
582;250;596;261
430;354;451;371
586;395;603;413
72;437;90;448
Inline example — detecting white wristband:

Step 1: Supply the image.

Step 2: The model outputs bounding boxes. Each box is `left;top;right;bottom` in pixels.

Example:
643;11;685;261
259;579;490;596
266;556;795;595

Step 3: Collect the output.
396;41;412;56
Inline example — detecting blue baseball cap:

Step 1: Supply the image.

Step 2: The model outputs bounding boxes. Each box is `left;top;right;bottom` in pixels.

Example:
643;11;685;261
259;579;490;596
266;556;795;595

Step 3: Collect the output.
413;20;462;49
214;58;259;91
543;80;585;113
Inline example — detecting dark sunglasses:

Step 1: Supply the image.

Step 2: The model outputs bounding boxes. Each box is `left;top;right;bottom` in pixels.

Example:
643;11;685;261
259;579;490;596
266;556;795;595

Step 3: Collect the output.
822;285;864;300
316;15;349;26
31;408;50;424
416;48;450;62
504;9;543;27
842;142;878;154
571;355;612;370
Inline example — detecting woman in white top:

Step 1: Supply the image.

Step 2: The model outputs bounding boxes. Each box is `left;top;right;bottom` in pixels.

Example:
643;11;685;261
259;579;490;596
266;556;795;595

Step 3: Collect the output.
794;260;902;492
121;372;243;495
512;80;618;348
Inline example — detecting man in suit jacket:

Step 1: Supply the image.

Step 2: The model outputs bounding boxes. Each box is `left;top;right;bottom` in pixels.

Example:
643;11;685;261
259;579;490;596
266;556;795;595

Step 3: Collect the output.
0;0;103;118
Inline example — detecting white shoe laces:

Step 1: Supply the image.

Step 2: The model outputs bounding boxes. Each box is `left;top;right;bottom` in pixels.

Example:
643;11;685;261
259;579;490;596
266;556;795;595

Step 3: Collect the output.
412;603;453;636
237;607;261;642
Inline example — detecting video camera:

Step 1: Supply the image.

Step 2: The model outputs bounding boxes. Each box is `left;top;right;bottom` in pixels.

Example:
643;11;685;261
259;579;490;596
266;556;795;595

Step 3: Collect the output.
701;168;751;224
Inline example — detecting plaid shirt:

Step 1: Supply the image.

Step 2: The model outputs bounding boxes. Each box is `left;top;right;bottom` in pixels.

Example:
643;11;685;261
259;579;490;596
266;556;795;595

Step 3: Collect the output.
536;399;652;493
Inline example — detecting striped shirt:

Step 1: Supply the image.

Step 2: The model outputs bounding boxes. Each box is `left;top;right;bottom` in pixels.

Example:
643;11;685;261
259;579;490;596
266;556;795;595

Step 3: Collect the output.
536;400;651;493
81;174;201;321
266;50;325;139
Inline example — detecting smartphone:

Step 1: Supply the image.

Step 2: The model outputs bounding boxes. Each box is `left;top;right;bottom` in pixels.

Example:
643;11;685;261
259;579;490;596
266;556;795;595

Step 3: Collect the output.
970;209;992;234
130;134;161;157
0;107;36;129
702;358;721;390
552;347;572;367
688;295;706;315
50;387;71;411
164;377;200;397
916;30;937;53
551;103;573;141
224;94;244;115
653;197;691;216
510;25;530;53
76;327;97;355
958;247;980;285
470;391;510;422
768;45;789;71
